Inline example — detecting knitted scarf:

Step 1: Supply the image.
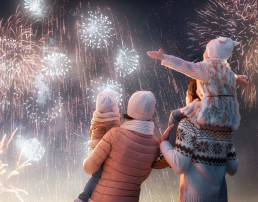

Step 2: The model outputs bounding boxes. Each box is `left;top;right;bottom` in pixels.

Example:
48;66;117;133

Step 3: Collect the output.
92;110;120;122
121;120;154;135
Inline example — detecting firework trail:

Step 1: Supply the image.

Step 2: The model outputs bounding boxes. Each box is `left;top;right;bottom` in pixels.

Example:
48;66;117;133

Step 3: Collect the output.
0;129;31;202
188;0;258;108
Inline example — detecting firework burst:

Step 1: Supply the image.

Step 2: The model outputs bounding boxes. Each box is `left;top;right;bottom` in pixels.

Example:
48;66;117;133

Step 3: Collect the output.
0;11;45;95
15;135;45;162
24;0;46;19
87;78;123;105
188;0;258;107
41;52;72;78
115;48;139;78
79;11;115;49
0;129;31;202
24;92;63;124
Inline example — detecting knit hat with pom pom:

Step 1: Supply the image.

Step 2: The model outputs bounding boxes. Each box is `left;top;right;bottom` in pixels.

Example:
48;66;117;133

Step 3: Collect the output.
96;91;119;113
206;37;240;60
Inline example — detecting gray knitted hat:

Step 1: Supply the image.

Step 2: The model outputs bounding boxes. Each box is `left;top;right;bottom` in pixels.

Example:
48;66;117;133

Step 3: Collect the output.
127;91;156;121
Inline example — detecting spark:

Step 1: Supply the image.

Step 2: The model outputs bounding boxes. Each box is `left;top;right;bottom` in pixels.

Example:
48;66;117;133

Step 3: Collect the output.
115;48;139;78
24;92;63;124
87;78;123;105
41;52;72;78
79;11;115;49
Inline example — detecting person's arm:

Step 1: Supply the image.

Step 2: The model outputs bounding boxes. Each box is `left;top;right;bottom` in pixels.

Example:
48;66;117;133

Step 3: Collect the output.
226;143;238;175
147;49;207;81
235;74;249;87
83;130;113;174
160;119;195;175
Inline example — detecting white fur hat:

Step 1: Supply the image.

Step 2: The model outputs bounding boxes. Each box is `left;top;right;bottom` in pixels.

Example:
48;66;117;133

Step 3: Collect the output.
96;91;119;113
127;91;156;121
206;37;240;60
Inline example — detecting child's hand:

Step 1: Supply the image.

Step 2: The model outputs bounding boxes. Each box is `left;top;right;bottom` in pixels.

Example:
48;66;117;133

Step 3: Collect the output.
147;49;165;60
236;75;249;87
160;124;174;143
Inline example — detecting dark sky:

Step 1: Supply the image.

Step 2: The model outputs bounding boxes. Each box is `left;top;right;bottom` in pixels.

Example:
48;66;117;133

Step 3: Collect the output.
0;0;257;201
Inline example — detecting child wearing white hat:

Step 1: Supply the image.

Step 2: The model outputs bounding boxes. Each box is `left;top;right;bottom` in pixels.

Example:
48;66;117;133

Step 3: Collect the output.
147;37;248;130
75;91;120;202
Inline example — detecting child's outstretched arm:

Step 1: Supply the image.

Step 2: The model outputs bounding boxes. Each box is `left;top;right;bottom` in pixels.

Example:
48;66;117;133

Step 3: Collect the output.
147;49;207;82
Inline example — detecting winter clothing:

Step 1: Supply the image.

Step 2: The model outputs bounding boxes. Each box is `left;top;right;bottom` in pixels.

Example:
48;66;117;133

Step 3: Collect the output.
206;37;239;60
83;127;160;202
160;118;238;202
127;91;156;121
161;55;240;130
88;119;120;148
96;91;119;113
78;166;103;201
78;92;120;202
121;119;155;135
152;109;186;169
168;109;187;147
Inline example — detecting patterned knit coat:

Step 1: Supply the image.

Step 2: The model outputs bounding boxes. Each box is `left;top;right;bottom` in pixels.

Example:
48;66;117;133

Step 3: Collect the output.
160;118;238;202
161;55;240;130
84;127;160;202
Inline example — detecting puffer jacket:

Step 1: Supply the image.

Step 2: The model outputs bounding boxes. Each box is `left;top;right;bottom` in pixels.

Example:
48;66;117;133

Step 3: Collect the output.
88;120;120;148
84;127;160;202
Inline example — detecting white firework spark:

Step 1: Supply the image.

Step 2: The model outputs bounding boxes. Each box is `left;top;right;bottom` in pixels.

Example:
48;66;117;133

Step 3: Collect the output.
24;92;63;124
24;0;46;18
115;48;139;77
41;52;71;78
79;11;114;49
15;135;45;162
87;78;123;105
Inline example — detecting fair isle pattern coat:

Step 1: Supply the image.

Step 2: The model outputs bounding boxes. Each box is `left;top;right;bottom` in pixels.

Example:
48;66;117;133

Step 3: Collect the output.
160;118;238;202
84;127;160;202
161;56;240;130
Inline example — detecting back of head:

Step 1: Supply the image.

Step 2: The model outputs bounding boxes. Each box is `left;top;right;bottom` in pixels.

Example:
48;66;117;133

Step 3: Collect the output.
96;91;119;113
187;79;199;100
127;91;156;121
206;37;239;60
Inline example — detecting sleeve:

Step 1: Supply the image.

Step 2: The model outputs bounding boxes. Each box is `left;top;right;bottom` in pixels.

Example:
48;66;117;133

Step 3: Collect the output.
83;130;113;174
161;54;208;82
88;125;93;139
226;143;238;175
160;120;195;175
106;120;120;131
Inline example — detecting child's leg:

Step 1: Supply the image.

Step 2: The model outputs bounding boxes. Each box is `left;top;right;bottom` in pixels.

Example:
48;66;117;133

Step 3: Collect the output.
78;165;103;202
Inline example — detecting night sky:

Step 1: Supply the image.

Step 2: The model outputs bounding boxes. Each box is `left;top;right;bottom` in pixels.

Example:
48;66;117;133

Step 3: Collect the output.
0;0;257;202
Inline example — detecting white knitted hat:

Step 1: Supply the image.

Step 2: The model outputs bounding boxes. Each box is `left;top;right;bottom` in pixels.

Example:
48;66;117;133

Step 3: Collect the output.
96;91;119;113
206;37;240;60
127;91;156;121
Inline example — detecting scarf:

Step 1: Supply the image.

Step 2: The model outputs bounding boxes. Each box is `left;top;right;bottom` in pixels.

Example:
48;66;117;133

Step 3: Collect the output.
121;120;154;135
92;110;120;123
